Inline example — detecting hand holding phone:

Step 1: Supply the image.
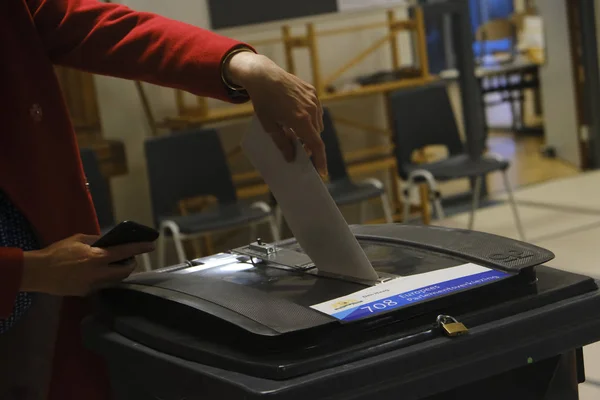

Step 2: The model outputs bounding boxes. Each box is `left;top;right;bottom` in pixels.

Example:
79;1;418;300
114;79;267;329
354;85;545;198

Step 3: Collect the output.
21;231;157;296
92;221;159;265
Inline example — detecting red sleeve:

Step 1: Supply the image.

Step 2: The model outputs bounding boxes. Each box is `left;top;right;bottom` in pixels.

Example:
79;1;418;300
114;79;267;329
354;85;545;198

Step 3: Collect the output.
27;0;254;103
0;248;24;318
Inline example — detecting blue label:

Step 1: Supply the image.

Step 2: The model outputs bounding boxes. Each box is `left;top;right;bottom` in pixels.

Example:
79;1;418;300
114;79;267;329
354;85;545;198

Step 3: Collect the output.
331;269;510;322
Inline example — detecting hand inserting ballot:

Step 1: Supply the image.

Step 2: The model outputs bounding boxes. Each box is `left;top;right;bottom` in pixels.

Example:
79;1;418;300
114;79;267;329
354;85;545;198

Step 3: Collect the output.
223;51;327;176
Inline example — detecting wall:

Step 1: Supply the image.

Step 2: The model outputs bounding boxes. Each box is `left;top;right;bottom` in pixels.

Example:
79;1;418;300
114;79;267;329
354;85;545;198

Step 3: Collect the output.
536;0;581;168
95;0;416;235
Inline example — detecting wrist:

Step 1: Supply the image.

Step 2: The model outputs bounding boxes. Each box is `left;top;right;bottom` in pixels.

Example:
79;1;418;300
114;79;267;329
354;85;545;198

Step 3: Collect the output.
21;250;48;292
223;49;264;89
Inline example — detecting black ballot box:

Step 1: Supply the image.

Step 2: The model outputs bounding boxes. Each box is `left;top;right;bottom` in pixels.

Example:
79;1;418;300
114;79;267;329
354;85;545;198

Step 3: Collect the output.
82;224;600;400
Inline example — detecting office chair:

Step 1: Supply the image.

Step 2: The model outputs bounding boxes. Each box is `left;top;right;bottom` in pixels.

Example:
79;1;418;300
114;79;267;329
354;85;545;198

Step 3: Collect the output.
321;108;394;224
389;81;525;240
145;128;280;268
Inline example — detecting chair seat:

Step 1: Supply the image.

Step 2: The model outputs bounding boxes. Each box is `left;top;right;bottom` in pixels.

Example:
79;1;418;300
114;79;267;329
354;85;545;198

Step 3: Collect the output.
326;180;384;206
403;154;509;181
160;204;271;235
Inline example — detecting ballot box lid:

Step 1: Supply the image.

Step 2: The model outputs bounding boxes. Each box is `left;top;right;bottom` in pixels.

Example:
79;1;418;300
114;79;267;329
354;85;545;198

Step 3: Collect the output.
92;224;591;380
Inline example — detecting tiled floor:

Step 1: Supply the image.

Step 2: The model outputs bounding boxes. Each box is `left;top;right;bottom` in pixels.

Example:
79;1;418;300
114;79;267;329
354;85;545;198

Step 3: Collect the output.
439;171;600;397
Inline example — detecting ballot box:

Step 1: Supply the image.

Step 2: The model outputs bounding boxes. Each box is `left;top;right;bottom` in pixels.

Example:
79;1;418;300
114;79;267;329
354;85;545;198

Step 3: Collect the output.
82;224;600;400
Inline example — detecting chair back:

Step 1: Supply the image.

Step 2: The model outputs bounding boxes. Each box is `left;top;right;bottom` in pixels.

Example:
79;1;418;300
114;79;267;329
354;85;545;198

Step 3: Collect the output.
79;147;115;230
475;18;515;42
389;81;464;179
320;108;350;183
144;128;237;224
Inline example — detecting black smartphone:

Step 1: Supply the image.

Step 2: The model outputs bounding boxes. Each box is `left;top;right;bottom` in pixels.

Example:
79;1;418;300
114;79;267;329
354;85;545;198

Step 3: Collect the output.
93;221;159;264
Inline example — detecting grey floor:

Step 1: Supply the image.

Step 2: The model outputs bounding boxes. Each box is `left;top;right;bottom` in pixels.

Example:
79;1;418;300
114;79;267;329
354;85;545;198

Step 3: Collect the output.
438;171;600;398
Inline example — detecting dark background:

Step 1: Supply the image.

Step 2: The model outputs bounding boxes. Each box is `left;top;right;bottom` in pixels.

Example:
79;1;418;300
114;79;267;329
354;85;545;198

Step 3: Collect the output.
208;0;340;29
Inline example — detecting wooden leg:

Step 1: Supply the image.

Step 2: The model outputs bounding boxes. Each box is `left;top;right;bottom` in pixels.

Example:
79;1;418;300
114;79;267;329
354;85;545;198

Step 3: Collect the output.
389;166;402;220
419;184;431;225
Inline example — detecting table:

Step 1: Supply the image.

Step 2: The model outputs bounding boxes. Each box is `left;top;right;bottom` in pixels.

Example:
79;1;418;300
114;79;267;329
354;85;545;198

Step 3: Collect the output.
442;54;544;136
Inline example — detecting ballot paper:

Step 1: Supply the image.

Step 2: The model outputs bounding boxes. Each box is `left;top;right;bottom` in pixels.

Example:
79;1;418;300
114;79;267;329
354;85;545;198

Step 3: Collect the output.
241;117;379;282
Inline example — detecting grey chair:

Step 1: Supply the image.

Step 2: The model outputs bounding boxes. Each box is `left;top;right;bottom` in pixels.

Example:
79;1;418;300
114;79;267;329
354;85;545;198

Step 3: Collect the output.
320;108;394;224
80;148;152;270
389;81;525;240
145;128;279;268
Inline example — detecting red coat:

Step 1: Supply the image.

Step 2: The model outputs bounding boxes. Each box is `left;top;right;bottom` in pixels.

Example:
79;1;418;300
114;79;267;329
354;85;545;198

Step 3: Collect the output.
0;0;249;398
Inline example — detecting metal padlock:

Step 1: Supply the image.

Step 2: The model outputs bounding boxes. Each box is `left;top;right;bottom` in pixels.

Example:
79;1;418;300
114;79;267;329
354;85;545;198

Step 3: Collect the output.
437;315;469;337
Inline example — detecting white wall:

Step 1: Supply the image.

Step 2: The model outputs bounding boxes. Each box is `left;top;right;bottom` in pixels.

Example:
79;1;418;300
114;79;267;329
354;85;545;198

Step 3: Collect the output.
536;0;581;168
95;0;415;229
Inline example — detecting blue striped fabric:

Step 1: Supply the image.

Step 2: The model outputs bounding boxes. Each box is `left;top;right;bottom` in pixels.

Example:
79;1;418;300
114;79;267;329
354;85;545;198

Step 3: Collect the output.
0;191;39;334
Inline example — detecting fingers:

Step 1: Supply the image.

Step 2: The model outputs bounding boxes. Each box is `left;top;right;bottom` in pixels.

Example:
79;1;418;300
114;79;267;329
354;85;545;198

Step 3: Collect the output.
74;233;101;245
93;242;156;265
260;117;296;162
290;114;327;176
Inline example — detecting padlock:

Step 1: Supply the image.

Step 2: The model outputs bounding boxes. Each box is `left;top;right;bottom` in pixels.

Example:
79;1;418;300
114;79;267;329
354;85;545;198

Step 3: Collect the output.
437;315;469;337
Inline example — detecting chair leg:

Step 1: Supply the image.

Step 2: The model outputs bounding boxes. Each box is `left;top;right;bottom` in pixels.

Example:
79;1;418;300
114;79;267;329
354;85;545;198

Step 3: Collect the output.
140;253;152;272
468;176;483;230
250;201;280;243
173;236;187;264
359;201;368;224
249;223;258;242
412;170;444;221
502;171;526;240
268;216;281;242
157;223;167;269
275;206;283;233
402;180;414;223
358;178;393;224
162;220;187;264
380;193;394;223
431;191;445;221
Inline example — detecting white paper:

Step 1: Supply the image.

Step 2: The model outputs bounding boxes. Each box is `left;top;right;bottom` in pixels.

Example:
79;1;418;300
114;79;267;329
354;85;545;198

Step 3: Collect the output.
337;0;409;12
241;117;379;282
518;16;545;50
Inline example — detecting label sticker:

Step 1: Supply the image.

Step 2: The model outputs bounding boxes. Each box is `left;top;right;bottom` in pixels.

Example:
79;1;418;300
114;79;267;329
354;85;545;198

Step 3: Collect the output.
311;264;510;322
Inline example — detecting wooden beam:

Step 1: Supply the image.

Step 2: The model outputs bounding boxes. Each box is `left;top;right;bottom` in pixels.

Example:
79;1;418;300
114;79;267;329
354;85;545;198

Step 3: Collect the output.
134;81;159;137
322;32;394;88
318;21;387;37
414;7;430;78
388;10;401;69
306;23;323;95
332;115;392;136
282;25;297;74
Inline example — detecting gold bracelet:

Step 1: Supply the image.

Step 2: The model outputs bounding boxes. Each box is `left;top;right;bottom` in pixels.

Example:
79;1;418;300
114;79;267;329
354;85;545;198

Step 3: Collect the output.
221;46;255;91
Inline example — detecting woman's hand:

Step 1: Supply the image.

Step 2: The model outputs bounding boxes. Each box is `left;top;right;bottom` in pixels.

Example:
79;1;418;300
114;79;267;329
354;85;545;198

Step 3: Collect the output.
224;51;327;176
21;234;155;296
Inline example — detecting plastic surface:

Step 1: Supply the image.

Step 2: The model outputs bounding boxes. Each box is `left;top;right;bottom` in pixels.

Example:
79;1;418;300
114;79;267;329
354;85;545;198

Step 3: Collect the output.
93;225;558;379
84;271;600;399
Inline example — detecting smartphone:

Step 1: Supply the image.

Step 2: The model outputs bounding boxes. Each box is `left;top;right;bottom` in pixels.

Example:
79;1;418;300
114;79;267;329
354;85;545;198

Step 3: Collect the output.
93;221;159;264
